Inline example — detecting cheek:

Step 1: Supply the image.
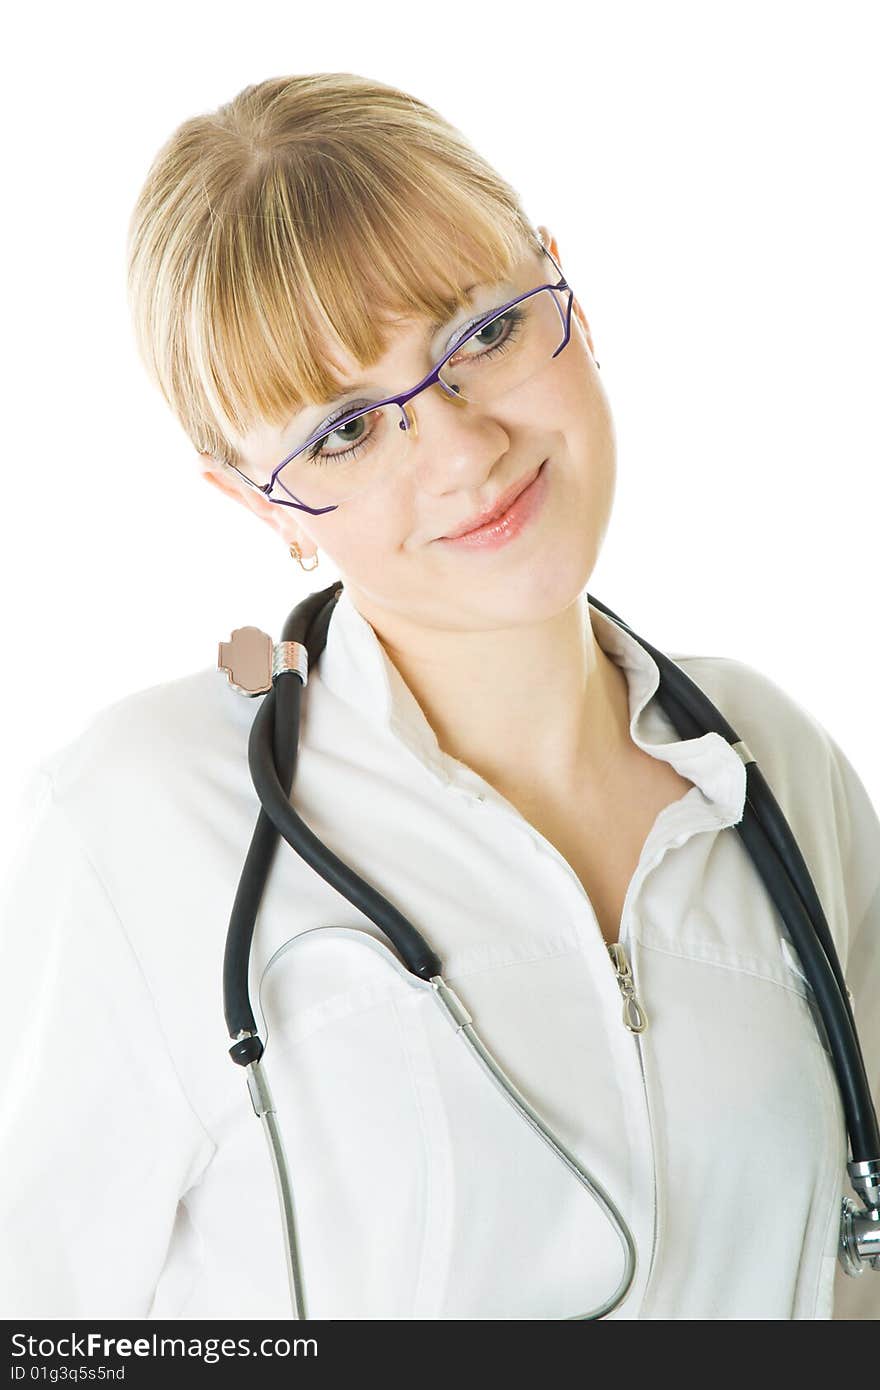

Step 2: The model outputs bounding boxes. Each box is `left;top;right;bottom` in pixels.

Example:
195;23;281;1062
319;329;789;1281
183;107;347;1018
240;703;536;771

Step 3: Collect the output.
576;397;617;543
310;491;410;576
558;346;616;469
583;382;617;477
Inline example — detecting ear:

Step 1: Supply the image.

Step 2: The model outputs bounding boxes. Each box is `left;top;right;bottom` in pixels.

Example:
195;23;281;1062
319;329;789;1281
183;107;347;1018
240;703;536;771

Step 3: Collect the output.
536;223;561;265
196;451;315;553
197;451;265;517
536;225;597;363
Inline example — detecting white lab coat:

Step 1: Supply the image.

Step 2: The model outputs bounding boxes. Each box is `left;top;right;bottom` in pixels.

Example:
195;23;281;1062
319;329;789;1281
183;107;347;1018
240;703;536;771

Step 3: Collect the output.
0;587;878;1320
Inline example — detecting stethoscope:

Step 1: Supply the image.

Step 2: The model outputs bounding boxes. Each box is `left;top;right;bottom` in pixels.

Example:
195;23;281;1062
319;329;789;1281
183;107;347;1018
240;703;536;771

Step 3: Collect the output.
217;580;880;1319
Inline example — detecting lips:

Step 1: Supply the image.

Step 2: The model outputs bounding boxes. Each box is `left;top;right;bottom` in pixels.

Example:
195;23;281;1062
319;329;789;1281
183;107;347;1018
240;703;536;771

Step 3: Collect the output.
439;462;546;540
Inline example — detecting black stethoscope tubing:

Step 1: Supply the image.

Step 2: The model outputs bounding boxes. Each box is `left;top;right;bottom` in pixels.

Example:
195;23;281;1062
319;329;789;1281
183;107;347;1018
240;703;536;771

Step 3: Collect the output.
223;579;879;1193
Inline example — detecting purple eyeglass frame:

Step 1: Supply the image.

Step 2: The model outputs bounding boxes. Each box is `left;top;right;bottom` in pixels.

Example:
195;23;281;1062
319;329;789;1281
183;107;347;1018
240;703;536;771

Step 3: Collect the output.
228;243;574;515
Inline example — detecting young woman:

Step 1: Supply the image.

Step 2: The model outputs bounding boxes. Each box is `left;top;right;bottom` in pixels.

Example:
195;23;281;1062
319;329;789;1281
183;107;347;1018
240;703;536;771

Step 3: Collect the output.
1;72;878;1321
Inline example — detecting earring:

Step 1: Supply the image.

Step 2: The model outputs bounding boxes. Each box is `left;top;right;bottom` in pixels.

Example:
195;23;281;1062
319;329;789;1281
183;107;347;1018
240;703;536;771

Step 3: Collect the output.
289;540;320;571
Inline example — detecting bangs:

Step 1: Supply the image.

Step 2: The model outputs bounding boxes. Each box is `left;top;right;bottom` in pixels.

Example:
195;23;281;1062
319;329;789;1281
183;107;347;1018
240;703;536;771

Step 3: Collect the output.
189;150;538;466
126;74;545;473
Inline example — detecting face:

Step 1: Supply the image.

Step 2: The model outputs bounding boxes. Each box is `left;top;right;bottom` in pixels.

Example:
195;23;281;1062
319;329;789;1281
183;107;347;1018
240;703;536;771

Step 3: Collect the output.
199;225;616;637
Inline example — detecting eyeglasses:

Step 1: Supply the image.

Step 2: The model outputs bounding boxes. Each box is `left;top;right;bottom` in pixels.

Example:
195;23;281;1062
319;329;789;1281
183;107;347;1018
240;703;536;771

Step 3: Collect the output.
228;244;575;514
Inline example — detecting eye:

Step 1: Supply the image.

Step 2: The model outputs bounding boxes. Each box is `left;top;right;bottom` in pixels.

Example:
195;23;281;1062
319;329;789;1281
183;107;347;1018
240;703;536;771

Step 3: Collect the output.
305;405;382;464
448;307;495;351
315;400;373;436
447;306;525;362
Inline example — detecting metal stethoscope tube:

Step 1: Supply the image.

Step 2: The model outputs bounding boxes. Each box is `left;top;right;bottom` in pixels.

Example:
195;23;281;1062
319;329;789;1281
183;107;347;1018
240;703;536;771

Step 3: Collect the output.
222;580;880;1318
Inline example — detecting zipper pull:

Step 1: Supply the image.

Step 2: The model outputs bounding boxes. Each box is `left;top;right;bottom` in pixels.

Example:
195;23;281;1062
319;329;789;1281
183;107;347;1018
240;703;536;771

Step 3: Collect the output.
607;942;649;1033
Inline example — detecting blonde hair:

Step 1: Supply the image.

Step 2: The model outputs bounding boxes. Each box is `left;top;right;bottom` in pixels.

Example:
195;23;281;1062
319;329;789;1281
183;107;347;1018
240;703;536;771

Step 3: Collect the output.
125;71;544;473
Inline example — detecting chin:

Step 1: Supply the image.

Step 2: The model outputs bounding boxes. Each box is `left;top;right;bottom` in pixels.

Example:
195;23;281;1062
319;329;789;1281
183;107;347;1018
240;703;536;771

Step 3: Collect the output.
470;549;595;627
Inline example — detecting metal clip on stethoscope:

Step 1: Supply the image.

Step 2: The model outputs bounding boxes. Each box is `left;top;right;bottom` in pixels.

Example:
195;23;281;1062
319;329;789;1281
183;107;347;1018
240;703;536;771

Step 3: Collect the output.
217;580;880;1319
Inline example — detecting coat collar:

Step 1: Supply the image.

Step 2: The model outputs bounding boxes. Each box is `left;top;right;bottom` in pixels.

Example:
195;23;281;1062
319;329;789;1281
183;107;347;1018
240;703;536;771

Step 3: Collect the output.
317;584;747;827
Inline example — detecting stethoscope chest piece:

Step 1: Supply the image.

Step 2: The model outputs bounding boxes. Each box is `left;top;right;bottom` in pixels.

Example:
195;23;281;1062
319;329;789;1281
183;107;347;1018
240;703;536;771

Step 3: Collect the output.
219;626;310;696
218;626;275;696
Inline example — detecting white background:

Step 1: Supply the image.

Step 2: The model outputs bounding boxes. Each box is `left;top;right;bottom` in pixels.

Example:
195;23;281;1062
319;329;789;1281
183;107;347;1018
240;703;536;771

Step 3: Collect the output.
1;0;878;871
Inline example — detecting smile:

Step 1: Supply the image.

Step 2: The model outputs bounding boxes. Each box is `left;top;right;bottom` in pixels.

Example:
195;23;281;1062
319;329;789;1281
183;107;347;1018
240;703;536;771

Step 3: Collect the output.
434;459;550;552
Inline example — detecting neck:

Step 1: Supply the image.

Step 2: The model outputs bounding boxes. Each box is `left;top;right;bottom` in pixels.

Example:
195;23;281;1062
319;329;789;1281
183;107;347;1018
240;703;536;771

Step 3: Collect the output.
346;589;633;805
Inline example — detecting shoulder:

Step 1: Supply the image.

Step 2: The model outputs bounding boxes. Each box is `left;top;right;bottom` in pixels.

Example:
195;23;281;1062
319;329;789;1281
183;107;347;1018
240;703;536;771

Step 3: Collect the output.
668;648;848;812
668;650;836;766
36;663;260;835
670;649;880;935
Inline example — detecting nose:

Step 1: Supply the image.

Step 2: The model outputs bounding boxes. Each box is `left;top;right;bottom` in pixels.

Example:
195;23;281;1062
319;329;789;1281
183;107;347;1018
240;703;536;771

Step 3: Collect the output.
399;374;466;438
404;384;510;496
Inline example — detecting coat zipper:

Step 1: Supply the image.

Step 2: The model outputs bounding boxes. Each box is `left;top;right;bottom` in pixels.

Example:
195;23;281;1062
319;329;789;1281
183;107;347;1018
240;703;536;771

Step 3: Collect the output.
505;794;665;1309
468;786;668;1310
607;942;648;1033
607;938;659;1304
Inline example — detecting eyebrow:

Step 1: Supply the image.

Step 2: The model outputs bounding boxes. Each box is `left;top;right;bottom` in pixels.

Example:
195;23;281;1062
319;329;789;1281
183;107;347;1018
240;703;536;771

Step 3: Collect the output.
427;282;480;333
